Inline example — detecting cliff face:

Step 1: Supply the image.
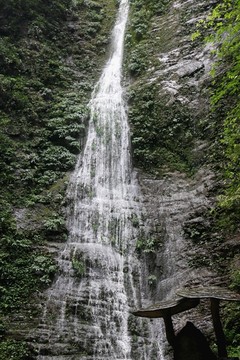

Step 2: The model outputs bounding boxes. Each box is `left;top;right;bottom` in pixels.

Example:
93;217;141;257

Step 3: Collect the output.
127;0;239;355
0;0;239;359
126;0;217;174
126;0;220;349
127;0;218;282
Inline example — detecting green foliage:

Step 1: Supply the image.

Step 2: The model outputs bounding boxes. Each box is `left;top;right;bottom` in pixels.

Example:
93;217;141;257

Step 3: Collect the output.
223;302;240;357
0;339;35;360
31;255;57;283
229;257;240;292
136;235;161;254
0;230;57;312
72;257;86;278
0;0;117;346
0;0;71;39
127;45;148;75
0;0;116;200
40;146;76;171
190;1;240;354
230;270;240;292
0;199;16;234
42;214;66;233
209;2;240;227
228;346;240;358
128;83;196;173
126;0;170;75
126;0;208;174
126;0;170;60
195;0;240;233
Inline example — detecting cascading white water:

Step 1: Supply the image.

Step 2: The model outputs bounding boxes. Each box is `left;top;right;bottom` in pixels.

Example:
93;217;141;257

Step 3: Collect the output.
36;0;165;359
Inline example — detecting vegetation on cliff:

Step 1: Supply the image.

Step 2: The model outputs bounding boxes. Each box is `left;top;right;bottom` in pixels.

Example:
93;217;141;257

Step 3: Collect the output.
0;0;117;356
125;0;210;176
0;0;239;357
208;0;240;231
126;0;240;356
207;0;240;354
186;0;240;355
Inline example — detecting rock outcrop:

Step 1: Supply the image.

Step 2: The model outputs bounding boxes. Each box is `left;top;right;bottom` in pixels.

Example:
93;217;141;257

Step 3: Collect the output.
127;0;221;356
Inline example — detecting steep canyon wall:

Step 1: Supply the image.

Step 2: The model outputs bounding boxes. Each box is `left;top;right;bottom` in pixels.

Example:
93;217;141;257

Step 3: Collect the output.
1;0;236;359
126;0;220;348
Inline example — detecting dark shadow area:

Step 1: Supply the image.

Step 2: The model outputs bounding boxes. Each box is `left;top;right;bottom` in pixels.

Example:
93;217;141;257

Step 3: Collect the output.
174;321;217;360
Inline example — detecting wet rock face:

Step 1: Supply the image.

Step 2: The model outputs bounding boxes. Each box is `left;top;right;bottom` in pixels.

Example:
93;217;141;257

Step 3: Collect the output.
127;0;218;174
129;0;220;350
138;169;217;301
136;172;218;358
128;0;219;292
152;0;217;107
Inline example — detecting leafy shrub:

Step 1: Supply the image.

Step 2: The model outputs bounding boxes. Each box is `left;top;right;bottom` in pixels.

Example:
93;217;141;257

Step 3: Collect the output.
0;339;35;360
31;255;57;285
128;83;195;173
40;146;76;171
72;258;86;278
136;236;161;253
0;0;116;347
0;232;58;312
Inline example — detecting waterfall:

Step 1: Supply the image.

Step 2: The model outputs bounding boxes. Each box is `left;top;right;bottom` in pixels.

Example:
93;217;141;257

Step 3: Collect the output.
36;0;165;359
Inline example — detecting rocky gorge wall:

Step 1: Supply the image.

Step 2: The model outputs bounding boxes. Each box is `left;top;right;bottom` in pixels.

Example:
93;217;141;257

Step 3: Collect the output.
125;0;225;353
1;0;239;359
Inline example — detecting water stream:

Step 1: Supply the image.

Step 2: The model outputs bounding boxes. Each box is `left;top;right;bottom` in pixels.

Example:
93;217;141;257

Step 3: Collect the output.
37;0;165;358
